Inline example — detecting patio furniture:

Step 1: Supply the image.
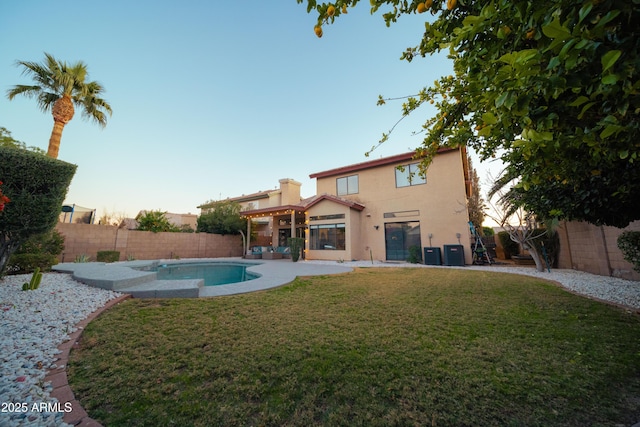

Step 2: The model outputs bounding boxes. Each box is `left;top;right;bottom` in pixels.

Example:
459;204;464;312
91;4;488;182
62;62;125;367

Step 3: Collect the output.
245;246;263;259
262;248;283;260
275;246;291;259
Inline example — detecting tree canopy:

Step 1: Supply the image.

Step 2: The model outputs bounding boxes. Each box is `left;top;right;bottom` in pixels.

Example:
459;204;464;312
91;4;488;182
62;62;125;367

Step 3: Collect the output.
0;126;44;154
197;201;246;235
6;53;112;159
299;0;640;227
135;211;179;233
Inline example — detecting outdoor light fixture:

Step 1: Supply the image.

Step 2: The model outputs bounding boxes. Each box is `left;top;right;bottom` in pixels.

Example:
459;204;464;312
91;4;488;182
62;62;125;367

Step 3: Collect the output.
374;225;379;230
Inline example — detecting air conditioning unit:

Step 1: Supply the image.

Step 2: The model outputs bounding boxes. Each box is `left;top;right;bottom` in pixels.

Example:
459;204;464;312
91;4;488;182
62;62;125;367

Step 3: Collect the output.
443;244;465;266
423;247;442;265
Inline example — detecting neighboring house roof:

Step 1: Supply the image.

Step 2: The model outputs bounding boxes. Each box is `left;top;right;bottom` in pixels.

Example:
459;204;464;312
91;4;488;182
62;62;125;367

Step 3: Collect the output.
309;148;458;179
240;193;365;218
118;218;139;229
197;189;272;210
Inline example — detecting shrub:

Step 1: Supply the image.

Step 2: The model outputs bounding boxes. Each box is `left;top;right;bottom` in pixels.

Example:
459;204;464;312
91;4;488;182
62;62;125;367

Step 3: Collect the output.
482;226;495;236
0;147;76;275
617;231;640;273
498;231;520;259
6;253;58;274
6;230;65;274
407;245;422;263
97;250;120;263
287;237;305;262
75;254;91;263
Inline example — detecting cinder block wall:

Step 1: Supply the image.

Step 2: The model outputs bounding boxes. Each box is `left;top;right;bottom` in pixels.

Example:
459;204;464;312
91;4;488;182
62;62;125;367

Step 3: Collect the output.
55;223;243;262
557;220;640;281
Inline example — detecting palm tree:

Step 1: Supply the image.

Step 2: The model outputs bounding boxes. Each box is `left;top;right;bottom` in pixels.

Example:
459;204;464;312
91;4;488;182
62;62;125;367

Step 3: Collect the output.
6;53;112;159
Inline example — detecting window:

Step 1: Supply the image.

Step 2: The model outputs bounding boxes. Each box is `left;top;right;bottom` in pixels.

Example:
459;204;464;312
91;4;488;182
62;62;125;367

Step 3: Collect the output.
395;163;426;187
310;223;346;250
383;210;420;219
337;175;358;195
309;214;345;221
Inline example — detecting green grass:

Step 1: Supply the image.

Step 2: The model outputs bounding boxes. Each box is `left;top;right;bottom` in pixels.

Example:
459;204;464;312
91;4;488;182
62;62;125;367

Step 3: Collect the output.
68;268;640;426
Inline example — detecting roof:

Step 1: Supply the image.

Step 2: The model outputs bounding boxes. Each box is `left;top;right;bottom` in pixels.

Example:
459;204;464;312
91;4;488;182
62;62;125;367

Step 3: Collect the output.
309;148;458;179
240;193;365;218
301;193;365;211
197;189;272;209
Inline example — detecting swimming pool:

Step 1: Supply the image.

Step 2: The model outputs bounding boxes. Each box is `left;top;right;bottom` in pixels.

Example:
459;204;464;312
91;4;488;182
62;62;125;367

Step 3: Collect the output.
147;262;259;286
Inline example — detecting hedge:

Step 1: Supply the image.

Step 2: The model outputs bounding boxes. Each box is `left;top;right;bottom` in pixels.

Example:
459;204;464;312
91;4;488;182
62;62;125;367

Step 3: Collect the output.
0;147;76;275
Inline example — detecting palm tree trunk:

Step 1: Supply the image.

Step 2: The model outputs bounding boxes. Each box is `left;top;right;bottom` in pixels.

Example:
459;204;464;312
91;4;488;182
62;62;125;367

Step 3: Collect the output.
48;94;74;159
47;119;66;158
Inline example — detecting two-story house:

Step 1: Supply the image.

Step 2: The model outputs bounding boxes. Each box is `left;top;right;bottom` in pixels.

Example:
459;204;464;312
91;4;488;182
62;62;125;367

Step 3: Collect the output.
198;179;303;245
240;148;473;263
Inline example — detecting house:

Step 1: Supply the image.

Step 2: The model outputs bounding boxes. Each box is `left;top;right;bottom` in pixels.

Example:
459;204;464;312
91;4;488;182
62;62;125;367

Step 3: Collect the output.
240;148;473;263
198;179;303;245
120;211;198;231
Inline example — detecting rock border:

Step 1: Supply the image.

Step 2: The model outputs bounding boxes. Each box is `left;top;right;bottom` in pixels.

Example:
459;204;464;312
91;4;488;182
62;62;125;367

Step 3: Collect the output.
44;294;131;426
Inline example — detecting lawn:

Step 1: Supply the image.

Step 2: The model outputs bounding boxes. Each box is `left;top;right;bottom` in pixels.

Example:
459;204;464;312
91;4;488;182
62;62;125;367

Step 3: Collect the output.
68;268;640;426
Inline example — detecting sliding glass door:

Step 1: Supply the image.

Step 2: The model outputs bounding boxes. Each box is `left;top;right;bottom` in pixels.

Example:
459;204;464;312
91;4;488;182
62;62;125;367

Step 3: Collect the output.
384;222;421;261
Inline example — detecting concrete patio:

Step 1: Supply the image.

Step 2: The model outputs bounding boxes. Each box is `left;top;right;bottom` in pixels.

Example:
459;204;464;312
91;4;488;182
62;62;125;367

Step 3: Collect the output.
52;258;354;298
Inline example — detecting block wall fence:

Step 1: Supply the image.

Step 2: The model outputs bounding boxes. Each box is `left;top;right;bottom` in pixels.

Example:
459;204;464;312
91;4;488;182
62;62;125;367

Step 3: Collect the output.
55;223;243;262
556;220;640;282
54;221;640;281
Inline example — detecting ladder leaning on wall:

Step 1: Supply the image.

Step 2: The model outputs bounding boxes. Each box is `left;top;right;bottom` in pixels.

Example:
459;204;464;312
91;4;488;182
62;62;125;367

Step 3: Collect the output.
469;221;492;265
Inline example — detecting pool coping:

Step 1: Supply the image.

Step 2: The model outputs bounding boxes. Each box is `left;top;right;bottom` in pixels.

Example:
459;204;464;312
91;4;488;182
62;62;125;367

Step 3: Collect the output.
52;258;354;298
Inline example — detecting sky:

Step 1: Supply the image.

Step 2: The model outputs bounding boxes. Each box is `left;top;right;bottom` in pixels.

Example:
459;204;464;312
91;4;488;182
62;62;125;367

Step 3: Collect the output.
0;0;502;221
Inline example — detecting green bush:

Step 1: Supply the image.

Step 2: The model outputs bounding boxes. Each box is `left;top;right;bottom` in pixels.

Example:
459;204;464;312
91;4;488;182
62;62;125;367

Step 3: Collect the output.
482;226;495;236
6;230;65;274
136;210;179;233
0;147;76;275
407;245;422;263
6;253;58;274
97;250;120;263
617;231;640;273
498;231;520;259
287;237;305;262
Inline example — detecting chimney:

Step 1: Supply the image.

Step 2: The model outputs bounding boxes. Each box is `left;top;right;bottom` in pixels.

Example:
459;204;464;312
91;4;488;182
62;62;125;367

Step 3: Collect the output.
279;178;301;205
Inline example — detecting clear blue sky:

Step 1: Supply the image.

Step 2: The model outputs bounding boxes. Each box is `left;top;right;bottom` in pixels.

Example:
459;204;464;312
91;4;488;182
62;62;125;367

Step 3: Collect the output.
1;1;498;220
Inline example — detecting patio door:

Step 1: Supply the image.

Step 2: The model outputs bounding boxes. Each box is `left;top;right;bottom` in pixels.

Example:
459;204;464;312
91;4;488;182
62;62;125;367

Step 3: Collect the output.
385;222;421;261
278;227;305;247
278;229;291;247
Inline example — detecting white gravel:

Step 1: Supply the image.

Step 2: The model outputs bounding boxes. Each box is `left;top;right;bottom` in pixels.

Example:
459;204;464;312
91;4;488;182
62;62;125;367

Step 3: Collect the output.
1;263;638;426
0;272;121;427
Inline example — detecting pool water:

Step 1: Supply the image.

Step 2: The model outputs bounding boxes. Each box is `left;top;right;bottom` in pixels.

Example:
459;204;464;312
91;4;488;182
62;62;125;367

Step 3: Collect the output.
153;262;258;286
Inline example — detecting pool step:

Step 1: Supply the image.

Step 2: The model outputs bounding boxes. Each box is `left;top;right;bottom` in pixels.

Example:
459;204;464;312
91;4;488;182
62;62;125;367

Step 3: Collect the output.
119;279;203;298
53;263;157;291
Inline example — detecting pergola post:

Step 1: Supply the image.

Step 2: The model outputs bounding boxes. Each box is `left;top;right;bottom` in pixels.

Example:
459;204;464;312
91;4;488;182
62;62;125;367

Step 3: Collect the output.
246;217;251;254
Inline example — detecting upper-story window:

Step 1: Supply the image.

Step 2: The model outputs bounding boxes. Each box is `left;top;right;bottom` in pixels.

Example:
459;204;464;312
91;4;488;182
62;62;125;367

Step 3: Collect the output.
395;163;426;187
337;175;358;195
